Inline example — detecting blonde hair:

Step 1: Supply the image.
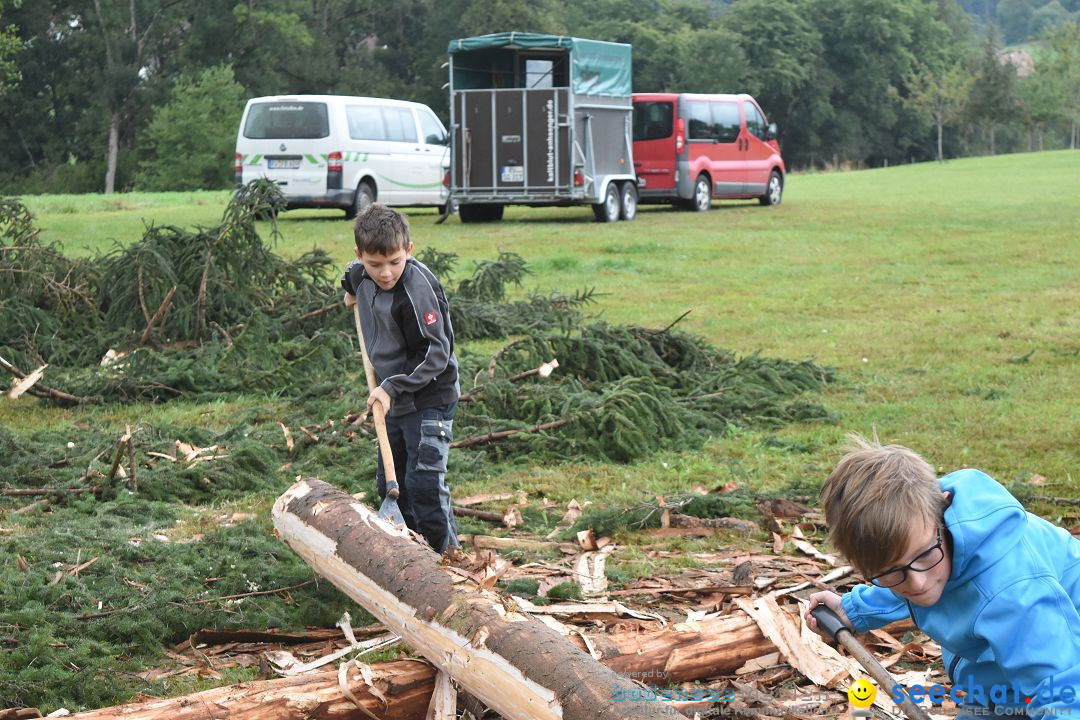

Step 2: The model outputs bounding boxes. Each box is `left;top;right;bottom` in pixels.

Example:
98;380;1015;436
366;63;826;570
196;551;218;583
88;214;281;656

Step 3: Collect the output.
821;433;942;577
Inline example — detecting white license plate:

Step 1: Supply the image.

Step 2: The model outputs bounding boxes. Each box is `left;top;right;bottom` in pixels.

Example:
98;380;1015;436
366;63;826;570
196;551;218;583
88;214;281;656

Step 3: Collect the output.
500;165;524;183
268;158;301;170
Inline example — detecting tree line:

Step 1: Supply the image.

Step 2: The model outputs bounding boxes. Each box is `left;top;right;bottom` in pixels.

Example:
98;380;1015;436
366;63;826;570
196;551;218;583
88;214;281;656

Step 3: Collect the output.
1;0;1077;195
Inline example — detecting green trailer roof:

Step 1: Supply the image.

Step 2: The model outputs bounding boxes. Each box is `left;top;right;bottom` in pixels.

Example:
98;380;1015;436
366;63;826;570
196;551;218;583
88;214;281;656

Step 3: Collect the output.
447;32;631;98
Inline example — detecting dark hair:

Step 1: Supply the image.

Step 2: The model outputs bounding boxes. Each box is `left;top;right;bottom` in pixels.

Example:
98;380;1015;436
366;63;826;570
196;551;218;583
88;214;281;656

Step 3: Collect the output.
353;203;411;255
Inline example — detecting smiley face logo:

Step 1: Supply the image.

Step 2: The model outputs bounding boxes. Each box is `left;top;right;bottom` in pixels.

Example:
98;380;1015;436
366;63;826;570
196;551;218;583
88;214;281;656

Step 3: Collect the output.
848;678;876;709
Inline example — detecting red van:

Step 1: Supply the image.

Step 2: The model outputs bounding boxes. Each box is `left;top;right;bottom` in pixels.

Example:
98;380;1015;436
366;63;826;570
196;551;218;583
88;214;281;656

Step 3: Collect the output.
632;93;785;210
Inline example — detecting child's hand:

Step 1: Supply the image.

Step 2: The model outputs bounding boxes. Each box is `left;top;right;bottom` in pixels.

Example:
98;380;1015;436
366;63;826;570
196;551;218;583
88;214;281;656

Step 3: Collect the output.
365;387;391;419
343;292;356;308
804;591;853;638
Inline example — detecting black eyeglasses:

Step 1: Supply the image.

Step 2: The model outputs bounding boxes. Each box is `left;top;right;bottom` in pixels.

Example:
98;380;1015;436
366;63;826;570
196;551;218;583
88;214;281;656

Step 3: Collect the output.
868;526;945;588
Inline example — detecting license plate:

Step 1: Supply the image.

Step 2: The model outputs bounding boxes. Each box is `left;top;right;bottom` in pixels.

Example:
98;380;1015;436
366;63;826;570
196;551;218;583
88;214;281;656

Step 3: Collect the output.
268;158;301;170
500;165;524;183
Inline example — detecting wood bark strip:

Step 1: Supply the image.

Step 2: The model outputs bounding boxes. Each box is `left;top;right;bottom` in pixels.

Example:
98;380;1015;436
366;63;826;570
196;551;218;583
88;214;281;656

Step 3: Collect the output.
272;478;673;720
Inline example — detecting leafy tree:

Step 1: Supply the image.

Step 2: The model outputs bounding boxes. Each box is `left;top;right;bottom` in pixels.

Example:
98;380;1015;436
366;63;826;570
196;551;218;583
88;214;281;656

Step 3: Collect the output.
0;1;20;94
721;0;825;164
135;64;246;191
1025;20;1080;147
902;61;973;161
967;31;1021;154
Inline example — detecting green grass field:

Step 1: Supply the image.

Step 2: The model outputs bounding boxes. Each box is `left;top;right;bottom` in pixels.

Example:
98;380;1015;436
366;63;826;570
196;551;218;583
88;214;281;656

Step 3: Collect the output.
21;151;1080;487
5;150;1080;710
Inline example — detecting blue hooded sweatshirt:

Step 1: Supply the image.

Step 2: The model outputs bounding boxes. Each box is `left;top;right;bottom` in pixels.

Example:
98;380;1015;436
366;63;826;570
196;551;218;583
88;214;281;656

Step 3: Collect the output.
840;469;1080;715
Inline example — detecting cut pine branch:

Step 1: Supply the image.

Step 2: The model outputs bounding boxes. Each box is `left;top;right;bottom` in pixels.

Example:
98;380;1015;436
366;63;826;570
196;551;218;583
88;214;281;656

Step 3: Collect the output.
0;354;85;405
450;417;572;450
272;478;675;720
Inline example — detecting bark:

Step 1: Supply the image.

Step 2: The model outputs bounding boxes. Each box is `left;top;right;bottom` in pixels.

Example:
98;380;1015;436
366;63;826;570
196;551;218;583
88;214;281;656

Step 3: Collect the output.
272;478;674;720
62;615;775;719
570;614;773;683
65;660;437;720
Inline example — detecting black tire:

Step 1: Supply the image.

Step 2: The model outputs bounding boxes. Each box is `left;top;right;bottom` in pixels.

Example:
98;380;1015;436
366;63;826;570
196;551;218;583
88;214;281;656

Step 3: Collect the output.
459;203;504;223
592;183;621;223
619;182;638;221
688;173;711;212
759;170;783;206
346;181;375;219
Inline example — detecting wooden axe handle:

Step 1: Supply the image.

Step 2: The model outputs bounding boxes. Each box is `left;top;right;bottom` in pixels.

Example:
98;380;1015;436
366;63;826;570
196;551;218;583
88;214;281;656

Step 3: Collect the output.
353;303;398;493
811;605;932;720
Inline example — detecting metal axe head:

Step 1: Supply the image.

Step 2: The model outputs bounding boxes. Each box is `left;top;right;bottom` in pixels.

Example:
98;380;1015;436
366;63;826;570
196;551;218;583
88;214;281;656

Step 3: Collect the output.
376;480;406;526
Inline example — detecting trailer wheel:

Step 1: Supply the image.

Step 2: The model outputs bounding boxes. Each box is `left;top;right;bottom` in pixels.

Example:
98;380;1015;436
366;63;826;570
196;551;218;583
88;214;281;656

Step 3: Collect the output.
592;183;621;223
460;203;504;223
619;182;638;221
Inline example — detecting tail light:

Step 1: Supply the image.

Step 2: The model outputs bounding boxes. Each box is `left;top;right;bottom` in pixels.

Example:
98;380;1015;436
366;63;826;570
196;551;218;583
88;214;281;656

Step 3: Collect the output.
235;153;243;172
328;151;343;172
443;170;451;188
573;169;584;187
675;119;685;154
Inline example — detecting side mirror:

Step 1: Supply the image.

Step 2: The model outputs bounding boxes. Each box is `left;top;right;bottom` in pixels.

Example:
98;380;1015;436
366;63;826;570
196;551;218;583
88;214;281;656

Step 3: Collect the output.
767;122;778;141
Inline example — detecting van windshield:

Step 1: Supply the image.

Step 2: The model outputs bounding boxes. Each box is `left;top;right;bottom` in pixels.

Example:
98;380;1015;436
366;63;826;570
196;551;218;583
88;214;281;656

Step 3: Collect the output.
632;102;673;141
244;102;329;140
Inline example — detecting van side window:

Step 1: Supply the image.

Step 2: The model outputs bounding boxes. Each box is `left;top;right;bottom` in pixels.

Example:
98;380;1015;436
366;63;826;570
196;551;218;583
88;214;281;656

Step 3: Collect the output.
712;102;741;143
632;101;673;141
686;101;715;141
743;101;766;141
382;107;418;143
418;111;446;145
347;105;386;141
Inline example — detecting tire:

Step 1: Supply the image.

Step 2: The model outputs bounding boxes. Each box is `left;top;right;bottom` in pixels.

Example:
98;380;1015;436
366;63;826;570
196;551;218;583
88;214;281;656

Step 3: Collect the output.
759;170;783;206
346;181;375;219
592;183;621;223
459;203;504;223
689;173;711;212
618;182;638;221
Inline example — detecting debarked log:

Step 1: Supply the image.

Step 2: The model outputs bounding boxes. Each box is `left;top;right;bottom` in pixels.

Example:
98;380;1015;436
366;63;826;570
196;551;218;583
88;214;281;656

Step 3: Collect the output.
65;659;436;719
272;478;676;720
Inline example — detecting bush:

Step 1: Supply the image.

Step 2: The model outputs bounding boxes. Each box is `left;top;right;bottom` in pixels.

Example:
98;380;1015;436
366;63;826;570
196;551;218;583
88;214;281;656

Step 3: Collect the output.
136;65;246;191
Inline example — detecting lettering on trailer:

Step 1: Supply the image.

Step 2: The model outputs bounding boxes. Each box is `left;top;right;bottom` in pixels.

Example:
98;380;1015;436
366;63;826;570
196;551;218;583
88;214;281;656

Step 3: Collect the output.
545;98;555;184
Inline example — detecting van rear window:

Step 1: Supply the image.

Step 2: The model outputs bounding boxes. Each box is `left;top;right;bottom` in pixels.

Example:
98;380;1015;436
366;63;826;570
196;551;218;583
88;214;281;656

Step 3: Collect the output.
633;102;673;141
243;102;329;140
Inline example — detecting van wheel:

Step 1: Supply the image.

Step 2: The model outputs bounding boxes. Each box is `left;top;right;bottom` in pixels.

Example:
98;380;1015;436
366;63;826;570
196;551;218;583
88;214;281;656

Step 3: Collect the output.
759;171;783;206
346;181;375;219
619;182;638;221
689;174;711;212
592;183;621;223
460;203;504;223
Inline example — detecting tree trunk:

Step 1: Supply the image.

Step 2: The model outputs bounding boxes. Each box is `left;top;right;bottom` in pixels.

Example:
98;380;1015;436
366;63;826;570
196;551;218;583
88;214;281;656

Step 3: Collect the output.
105;109;119;194
62;614;777;720
65;660;437;720
272;478;674;720
570;613;773;683
936;119;944;162
989;124;996;156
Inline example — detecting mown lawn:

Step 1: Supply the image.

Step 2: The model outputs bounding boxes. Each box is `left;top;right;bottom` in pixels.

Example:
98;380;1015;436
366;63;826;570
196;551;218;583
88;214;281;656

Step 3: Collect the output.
22;151;1080;487
6;150;1079;711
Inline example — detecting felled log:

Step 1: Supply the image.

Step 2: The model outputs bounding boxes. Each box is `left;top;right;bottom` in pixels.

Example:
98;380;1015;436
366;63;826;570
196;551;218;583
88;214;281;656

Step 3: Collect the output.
62;612;779;719
272;478;673;720
65;660;436;719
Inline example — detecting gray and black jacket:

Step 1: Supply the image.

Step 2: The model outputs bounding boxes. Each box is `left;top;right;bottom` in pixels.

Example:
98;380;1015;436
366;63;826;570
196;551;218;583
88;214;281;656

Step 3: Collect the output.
342;258;459;417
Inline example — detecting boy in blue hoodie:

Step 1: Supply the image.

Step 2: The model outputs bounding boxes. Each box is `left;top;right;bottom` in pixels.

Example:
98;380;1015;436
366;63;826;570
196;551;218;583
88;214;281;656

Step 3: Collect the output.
804;435;1080;716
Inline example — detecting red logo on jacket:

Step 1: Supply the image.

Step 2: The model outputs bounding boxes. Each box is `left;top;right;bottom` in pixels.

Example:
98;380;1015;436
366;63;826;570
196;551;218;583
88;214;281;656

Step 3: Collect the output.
424;311;437;325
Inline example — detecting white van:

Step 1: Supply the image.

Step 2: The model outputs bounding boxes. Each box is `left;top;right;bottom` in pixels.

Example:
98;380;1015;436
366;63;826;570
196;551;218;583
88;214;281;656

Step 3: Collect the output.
235;95;450;218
